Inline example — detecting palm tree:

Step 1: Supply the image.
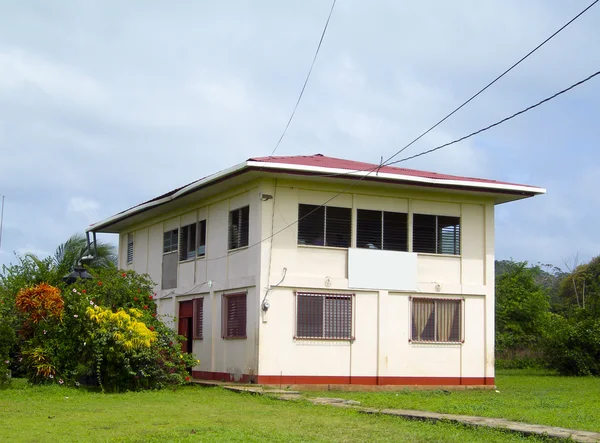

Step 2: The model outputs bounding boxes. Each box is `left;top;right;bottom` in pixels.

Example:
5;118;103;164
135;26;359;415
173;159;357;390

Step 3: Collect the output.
53;233;117;270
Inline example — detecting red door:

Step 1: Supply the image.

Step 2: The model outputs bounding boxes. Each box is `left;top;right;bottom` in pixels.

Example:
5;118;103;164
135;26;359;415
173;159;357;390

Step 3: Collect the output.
178;301;194;354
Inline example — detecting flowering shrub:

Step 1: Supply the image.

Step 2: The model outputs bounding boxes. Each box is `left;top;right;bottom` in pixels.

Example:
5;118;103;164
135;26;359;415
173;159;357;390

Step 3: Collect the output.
2;266;197;391
16;283;64;325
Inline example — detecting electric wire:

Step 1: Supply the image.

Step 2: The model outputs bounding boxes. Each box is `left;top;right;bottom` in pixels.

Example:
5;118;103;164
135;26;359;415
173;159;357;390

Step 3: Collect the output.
381;0;599;167
387;69;600;165
269;0;337;157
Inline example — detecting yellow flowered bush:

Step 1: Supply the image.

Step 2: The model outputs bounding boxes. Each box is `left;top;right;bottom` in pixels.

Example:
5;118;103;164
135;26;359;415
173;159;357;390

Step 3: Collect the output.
86;306;157;351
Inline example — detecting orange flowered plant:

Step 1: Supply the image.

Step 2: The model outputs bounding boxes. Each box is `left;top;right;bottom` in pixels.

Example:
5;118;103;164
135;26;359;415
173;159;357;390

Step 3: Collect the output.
15;283;64;324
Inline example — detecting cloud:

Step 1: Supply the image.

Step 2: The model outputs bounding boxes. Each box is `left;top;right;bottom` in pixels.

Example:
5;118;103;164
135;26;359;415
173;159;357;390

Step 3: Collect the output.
0;49;105;107
67;197;101;224
0;0;599;270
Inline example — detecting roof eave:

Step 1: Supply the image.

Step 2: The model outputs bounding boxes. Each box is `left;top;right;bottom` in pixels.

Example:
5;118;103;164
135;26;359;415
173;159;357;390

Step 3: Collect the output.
246;161;547;196
88;160;545;233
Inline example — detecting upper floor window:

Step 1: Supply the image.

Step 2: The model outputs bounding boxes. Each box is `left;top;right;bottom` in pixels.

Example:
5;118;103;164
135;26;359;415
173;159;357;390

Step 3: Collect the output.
179;224;197;261
126;233;134;264
411;297;462;343
162;229;179;289
295;292;353;340
413;214;461;255
163;229;179;254
297;204;351;248
197;220;207;257
228;206;249;250
357;209;407;251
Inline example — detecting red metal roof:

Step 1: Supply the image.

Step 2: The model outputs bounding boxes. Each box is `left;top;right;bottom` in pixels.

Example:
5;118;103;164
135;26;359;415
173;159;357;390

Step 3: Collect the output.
249;154;535;188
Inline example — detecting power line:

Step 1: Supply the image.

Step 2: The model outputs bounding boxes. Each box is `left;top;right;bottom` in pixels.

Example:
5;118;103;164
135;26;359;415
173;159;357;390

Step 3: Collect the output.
203;164;380;262
269;0;337;157
381;0;599;167
388;70;600;165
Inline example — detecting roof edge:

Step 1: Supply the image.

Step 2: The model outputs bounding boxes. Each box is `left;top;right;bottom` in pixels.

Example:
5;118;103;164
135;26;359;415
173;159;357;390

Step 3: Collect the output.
247;161;547;195
87;160;249;233
88;158;545;233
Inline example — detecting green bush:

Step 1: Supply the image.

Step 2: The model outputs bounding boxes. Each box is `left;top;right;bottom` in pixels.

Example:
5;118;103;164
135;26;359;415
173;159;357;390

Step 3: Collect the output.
542;311;600;376
2;263;197;391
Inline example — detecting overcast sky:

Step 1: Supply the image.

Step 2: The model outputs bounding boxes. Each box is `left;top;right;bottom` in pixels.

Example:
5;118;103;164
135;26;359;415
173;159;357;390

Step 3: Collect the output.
1;0;598;271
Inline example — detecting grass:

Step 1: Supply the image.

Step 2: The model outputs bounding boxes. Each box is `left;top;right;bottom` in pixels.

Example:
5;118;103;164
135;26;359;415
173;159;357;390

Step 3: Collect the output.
305;369;600;432
0;378;555;443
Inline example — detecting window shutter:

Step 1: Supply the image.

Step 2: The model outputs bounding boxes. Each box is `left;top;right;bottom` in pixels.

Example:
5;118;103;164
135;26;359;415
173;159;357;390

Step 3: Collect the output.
193;298;203;339
179;226;188;261
296;293;324;338
412;214;437;253
127;233;134;264
197;220;207;256
296;292;353;340
298;204;325;246
222;293;247;338
357;209;382;249
383;211;408;251
163;229;178;253
324;207;351;247
438;216;461;255
228;206;249;250
240;206;249;248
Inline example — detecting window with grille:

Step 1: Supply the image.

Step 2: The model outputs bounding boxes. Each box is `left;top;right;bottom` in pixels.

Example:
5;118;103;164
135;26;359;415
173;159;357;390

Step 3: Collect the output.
228;206;249;250
126;233;134;264
179;224;197;261
411;298;462;343
193;298;204;340
357;209;408;251
297;204;351;248
222;293;247;339
163;229;179;253
295;292;354;340
197;220;207;257
413;214;461;255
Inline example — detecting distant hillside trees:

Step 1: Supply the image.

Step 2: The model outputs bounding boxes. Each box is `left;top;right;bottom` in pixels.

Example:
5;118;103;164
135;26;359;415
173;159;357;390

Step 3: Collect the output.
495;256;600;375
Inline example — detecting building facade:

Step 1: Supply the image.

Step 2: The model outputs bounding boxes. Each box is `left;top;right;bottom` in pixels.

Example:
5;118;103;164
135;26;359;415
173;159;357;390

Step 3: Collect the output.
88;154;545;387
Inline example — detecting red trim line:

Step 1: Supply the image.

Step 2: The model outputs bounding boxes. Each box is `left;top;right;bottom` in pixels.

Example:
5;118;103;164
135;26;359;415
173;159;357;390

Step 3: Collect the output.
191;371;494;386
255;375;495;386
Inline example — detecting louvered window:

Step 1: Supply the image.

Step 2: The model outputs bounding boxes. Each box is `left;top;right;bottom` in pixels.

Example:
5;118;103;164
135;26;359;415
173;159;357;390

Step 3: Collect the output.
163;229;179;253
222;293;247;339
197;220;207;257
228;206;249;250
193;298;204;340
126;233;134;264
179;224;197;261
413;214;461;255
357;209;407;251
411;298;462;343
297;204;351;248
295;292;353;340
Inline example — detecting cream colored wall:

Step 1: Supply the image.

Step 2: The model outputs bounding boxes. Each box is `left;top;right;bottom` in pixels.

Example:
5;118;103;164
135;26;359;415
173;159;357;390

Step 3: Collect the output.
257;178;496;381
118;181;264;376
118;176;496;382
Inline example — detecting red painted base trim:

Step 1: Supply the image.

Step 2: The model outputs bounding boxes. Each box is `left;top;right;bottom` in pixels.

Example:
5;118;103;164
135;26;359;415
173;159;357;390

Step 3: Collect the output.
192;371;494;387
256;375;494;386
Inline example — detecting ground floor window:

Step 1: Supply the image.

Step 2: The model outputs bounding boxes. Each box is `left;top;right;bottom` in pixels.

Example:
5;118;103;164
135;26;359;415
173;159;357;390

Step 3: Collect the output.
295;292;354;340
222;293;247;339
410;297;462;343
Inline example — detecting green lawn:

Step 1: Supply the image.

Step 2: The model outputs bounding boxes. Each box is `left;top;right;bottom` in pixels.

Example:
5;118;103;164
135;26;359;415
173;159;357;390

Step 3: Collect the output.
305;369;600;432
0;379;553;443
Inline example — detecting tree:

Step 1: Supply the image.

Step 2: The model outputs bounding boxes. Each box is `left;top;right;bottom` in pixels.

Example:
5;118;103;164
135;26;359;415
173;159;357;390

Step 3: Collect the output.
495;261;550;356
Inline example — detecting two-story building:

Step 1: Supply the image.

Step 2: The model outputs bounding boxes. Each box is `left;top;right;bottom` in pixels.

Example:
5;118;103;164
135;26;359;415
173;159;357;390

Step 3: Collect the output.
87;154;545;387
